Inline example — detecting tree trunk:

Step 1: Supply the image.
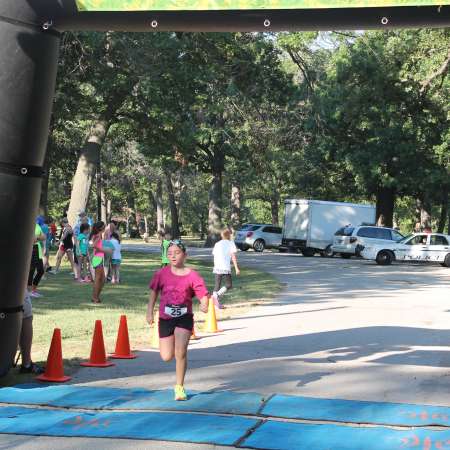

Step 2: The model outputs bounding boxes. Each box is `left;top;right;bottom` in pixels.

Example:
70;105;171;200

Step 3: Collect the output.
448;208;450;235
437;188;449;233
67;119;110;226
205;170;223;247
416;196;432;230
164;171;181;239
156;177;165;235
107;199;111;223
39;151;50;217
100;185;108;223
126;190;138;238
173;172;183;235
270;196;279;225
376;186;395;228
96;159;102;222
230;182;241;231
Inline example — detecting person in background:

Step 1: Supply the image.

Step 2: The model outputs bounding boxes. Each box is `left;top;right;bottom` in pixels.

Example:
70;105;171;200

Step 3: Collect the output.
160;230;171;267
103;220;119;280
17;290;44;374
76;223;91;282
73;211;91;237
51;218;78;278
211;228;240;309
90;221;112;303
40;217;52;274
49;217;57;247
110;232;122;284
28;220;47;298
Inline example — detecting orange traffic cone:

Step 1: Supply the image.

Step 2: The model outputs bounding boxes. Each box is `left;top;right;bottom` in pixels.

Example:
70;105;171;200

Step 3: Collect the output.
111;315;137;359
150;312;160;349
80;320;115;367
36;328;71;382
204;297;222;333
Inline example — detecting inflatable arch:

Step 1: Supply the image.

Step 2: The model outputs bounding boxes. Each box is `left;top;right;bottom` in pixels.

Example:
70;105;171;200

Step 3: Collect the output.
0;0;449;376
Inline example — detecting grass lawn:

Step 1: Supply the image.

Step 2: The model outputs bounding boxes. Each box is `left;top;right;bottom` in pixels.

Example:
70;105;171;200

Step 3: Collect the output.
1;250;280;386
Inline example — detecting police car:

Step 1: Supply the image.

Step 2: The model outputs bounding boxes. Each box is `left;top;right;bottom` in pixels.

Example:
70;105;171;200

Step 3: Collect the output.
360;233;450;267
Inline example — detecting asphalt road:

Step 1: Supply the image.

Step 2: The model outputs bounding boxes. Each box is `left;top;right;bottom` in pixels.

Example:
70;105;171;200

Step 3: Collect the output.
1;246;450;449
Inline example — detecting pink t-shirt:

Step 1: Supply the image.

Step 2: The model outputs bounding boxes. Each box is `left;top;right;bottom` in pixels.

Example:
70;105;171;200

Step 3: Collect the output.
149;266;209;320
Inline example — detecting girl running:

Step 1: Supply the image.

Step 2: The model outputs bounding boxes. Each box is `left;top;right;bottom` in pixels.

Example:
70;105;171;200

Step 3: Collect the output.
146;240;209;401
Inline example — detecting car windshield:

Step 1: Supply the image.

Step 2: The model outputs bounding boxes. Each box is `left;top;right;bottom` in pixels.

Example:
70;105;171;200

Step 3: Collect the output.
239;225;261;232
398;234;413;244
392;230;405;242
335;227;354;236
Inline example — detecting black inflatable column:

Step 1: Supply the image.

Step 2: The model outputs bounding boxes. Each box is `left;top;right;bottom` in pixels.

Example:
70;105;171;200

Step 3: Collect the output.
0;1;60;376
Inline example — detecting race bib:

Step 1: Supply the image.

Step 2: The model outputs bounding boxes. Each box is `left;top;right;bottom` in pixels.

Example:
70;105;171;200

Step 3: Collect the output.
164;304;188;318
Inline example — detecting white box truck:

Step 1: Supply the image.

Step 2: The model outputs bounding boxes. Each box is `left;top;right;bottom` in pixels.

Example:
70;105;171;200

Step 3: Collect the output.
281;199;376;256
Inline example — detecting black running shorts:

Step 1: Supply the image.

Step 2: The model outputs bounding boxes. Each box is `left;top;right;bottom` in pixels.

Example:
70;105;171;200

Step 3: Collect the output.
159;314;194;338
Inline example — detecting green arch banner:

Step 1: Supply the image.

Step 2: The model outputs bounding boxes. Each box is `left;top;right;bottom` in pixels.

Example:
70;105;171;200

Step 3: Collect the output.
75;0;450;11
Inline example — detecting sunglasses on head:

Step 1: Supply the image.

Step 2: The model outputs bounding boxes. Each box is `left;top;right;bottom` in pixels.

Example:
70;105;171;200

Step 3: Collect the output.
168;239;186;253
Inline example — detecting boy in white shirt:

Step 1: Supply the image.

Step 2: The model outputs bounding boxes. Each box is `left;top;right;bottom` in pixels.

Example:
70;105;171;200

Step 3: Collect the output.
212;229;240;309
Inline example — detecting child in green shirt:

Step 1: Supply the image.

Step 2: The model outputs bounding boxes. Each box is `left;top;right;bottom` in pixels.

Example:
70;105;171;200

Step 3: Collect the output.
161;231;171;267
77;223;90;282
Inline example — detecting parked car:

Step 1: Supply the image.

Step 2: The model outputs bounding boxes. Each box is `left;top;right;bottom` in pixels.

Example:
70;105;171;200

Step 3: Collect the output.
361;232;450;266
331;225;404;258
235;224;282;252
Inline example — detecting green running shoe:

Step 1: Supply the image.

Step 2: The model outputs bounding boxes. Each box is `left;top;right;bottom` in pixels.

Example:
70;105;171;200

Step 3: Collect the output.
174;384;187;401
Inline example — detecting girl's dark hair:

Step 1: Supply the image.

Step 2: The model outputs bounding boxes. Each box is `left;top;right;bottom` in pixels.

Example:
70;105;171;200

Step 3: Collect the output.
80;223;90;234
111;232;121;243
90;221;105;239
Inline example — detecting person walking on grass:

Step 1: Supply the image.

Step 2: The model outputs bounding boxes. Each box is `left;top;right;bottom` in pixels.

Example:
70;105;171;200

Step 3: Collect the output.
211;228;240;309
90;221;112;304
146;240;209;401
51;218;78;278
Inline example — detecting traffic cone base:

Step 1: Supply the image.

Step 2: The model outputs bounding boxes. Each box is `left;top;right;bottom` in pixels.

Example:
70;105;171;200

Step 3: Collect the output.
204;298;223;333
80;361;114;367
81;320;115;368
111;315;137;359
36;328;71;383
110;353;137;359
190;327;200;340
36;374;71;382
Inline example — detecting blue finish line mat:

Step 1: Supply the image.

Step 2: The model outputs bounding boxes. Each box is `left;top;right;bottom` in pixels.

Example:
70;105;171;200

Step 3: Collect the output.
242;420;450;450
0;406;257;446
0;385;265;415
2;385;450;427
1;405;450;449
261;394;450;427
2;386;450;448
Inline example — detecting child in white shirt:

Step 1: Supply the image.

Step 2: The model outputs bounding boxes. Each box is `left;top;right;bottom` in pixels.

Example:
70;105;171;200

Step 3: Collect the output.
212;228;240;309
110;232;122;284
